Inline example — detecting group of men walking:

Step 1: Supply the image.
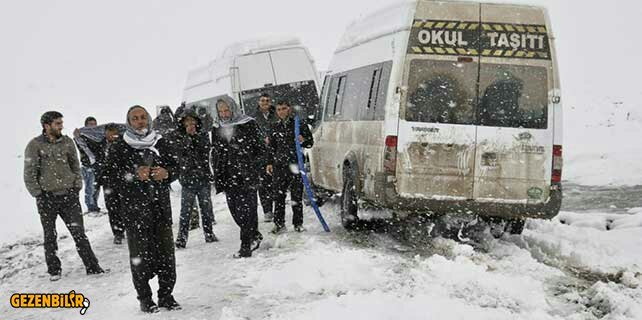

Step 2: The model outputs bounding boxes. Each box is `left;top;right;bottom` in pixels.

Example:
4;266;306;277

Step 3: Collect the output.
23;94;313;313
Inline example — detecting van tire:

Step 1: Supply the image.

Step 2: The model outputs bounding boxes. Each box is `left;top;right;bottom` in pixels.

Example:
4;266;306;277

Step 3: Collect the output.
483;216;525;237
504;218;525;235
340;172;359;230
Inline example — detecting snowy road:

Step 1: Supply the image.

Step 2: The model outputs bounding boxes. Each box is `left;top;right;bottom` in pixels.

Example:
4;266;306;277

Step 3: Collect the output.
1;184;641;320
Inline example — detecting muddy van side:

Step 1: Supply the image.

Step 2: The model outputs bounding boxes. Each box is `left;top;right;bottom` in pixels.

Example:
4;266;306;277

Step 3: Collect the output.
310;0;563;230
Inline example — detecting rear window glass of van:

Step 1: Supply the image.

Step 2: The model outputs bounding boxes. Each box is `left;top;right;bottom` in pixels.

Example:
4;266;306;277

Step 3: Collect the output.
241;80;319;120
477;64;548;129
406;60;477;125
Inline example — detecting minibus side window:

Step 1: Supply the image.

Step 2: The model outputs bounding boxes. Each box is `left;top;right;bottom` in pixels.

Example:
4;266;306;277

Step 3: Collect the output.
374;61;392;121
367;68;382;110
316;75;331;125
406;59;476;124
332;75;347;118
341;67;375;121
477;64;548;129
324;76;339;120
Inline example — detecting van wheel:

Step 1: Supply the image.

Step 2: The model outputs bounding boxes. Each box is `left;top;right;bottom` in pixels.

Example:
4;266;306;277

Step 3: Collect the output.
504;218;525;235
340;173;359;230
484;216;525;238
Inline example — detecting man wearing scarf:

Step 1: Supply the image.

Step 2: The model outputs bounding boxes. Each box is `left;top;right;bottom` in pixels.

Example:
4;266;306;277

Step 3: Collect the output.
103;105;180;313
211;96;264;258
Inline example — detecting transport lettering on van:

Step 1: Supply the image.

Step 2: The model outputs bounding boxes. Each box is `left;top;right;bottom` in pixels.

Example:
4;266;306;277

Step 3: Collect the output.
408;20;551;59
412;126;440;133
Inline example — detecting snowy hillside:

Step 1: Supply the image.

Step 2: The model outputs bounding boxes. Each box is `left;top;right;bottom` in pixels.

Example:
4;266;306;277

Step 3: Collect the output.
1;187;641;319
564;96;642;186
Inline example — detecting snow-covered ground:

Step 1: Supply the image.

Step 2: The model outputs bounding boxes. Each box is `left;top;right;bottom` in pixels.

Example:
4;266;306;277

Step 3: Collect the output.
2;86;640;320
1;187;640;320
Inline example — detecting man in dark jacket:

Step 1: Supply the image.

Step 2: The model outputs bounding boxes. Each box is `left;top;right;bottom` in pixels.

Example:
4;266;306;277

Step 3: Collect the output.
103;105;181;313
152;106;176;137
24;111;104;281
75;116;102;213
96;124;127;245
175;109;217;248
212;97;264;258
249;93;277;223
266;101;314;234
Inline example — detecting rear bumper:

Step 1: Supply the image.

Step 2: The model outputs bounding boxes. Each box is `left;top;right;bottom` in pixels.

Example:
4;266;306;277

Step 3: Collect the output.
379;175;562;220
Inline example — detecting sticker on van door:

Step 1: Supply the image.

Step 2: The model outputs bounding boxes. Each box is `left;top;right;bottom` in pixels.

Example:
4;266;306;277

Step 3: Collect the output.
408;20;551;60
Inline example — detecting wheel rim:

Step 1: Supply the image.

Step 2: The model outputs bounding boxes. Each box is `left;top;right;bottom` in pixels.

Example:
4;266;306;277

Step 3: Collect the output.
341;178;356;225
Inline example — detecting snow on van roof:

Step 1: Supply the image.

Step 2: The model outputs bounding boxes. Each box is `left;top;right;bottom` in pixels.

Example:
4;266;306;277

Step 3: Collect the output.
185;36;303;89
336;0;549;53
218;36;302;59
336;0;416;53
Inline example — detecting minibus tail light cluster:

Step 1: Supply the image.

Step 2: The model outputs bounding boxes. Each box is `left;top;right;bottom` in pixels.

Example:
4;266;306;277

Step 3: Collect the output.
552;145;563;184
384;136;398;174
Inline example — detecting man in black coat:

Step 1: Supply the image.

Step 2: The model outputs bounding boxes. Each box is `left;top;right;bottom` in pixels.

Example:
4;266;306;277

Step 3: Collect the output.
103;105;181;313
211;97;264;258
175;109;217;248
266;101;314;234
248;93;278;223
96;123;127;245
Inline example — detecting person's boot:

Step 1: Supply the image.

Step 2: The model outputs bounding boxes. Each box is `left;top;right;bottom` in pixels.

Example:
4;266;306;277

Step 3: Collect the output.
139;298;160;313
158;295;182;311
251;232;263;252
233;242;252;258
270;224;287;235
49;273;61;282
86;265;105;275
294;225;306;233
205;233;219;243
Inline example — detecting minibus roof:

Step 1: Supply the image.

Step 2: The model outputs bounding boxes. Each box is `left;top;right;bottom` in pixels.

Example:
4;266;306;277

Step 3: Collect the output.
336;0;548;53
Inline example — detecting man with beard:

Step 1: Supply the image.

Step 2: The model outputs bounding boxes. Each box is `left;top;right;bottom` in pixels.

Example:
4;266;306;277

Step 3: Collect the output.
211;97;264;258
174;109;217;248
249;93;277;222
24;111;104;281
103;106;180;313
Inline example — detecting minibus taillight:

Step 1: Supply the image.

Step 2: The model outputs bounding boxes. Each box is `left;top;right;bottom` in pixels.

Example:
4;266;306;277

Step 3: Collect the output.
552;145;563;184
384;136;398;174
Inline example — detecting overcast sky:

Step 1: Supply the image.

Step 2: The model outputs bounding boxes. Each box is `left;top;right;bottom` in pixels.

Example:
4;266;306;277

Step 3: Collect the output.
3;0;642;133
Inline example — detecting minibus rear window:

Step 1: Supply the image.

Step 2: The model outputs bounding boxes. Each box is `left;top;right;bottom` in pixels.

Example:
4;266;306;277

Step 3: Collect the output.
406;59;477;125
241;80;319;120
477;64;548;129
